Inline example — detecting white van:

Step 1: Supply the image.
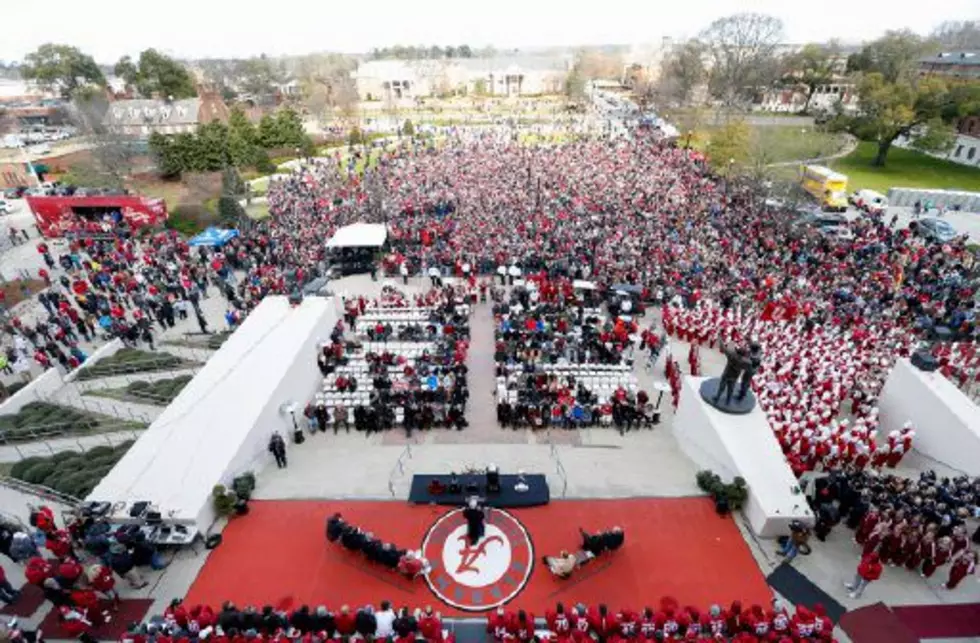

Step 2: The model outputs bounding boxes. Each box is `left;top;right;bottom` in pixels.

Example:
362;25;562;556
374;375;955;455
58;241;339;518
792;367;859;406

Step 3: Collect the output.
856;189;888;215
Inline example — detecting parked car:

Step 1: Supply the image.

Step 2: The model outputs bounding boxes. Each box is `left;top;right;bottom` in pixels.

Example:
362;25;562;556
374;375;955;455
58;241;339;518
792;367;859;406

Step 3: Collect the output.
29;143;51;156
854;189;888;215
915;217;958;244
3;186;28;199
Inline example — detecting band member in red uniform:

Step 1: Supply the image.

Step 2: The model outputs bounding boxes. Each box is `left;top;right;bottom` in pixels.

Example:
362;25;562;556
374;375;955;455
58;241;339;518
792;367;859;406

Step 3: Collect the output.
944;550;978;590
570;606;591;643
546;603;573;642
638;608;656;640
616;608;638;638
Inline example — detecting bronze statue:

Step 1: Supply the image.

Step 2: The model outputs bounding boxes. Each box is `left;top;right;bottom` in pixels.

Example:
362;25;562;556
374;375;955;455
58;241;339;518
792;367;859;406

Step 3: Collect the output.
736;342;763;402
714;342;749;405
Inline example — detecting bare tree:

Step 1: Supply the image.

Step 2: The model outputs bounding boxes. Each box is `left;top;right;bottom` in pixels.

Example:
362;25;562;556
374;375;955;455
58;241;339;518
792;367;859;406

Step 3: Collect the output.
656;40;706;106
700;13;784;107
67;91;144;188
932;20;980;50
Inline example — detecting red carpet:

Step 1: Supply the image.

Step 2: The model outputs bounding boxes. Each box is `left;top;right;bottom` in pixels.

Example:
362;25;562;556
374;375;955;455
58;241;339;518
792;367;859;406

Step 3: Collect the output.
39;599;153;640
186;498;772;616
838;603;918;643
0;584;46;617
892;603;980;639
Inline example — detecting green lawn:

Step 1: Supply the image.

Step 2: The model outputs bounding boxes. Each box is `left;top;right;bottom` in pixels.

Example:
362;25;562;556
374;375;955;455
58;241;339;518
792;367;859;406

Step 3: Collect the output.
245;202;270;220
828;142;980;193
750;126;845;165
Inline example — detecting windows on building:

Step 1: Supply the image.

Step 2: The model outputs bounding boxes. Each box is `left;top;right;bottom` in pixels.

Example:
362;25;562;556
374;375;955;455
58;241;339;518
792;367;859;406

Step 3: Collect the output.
968;147;977;160
955;145;963;157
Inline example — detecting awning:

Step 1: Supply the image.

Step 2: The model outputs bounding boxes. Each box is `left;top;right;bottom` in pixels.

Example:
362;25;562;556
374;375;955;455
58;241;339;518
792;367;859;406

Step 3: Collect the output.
326;223;388;249
188;227;239;247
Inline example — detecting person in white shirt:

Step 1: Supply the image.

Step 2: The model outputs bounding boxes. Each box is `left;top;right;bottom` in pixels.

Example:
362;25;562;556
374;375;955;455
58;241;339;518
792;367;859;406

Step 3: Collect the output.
508;263;522;285
427;265;442;287
375;601;396;638
496;264;507;285
399;262;409;285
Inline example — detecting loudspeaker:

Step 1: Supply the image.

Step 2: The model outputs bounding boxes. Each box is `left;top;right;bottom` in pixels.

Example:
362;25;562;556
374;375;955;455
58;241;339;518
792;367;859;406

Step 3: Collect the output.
910;349;939;372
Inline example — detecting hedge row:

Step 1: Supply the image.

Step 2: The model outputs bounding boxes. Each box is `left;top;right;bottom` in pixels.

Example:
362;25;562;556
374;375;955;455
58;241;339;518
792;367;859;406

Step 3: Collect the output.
123;375;192;405
0;401;145;444
78;347;187;381
8;442;134;499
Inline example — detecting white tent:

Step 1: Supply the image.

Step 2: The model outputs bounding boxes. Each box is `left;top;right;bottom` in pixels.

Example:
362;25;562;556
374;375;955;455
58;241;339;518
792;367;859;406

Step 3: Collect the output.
87;296;336;533
326;223;388;248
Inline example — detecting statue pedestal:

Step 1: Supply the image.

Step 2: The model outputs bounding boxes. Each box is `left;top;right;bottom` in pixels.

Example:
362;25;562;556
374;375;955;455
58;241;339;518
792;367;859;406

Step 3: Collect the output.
698;378;756;415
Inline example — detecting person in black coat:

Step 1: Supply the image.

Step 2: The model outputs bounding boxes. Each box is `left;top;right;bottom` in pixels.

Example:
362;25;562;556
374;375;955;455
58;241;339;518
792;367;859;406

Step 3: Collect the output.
241;606;261;632
311;606;334;635
341;527;366;552
218;602;243;632
290;605;313;633
602;526;625;551
355;607;377;637
393;608;418;638
326;513;345;542
362;534;383;563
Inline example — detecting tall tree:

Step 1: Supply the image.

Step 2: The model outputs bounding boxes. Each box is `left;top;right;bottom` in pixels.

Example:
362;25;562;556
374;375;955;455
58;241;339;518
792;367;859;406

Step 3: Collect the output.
781;43;840;114
236;56;281;96
845;30;932;84
700;13;784;106
932;20;980;50
21;44;105;98
834;73;980;166
114;49;197;99
657;40;706;105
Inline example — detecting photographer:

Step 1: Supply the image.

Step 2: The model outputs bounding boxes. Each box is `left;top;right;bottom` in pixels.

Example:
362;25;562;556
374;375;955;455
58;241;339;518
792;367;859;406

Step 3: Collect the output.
776;521;811;563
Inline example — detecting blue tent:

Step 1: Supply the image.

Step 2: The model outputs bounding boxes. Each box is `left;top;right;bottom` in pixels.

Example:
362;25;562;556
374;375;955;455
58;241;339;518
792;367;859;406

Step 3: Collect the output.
188;227;240;247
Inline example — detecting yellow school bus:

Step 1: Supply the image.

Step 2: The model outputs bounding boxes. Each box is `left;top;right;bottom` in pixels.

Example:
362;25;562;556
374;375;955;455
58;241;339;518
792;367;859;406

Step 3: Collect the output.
799;165;849;212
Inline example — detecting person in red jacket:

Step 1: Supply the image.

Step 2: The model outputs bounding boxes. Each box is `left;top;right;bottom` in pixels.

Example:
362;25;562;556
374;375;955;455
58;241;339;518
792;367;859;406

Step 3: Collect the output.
58;605;92;638
418;606;443;643
811;604;834;642
944;550;978;590
56;557;83;588
545;603;573;641
25;556;53;586
334;605;356;636
569;606;591;643
486;607;512;642
847;551;883;598
509;610;535;643
638;608;656;640
46;529;73;558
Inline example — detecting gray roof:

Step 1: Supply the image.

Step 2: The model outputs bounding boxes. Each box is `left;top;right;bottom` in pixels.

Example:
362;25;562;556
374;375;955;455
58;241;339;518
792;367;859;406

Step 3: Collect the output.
920;51;980;66
103;98;201;127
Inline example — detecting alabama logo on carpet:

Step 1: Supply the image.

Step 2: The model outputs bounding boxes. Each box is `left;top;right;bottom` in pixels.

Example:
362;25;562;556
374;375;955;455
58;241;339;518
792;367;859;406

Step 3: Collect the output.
421;508;534;611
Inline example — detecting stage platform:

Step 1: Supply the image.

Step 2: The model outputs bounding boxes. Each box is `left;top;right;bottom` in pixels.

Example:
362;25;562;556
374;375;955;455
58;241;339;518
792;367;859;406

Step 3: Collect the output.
408;474;549;507
673;376;814;538
879;358;980;475
186;498;772;615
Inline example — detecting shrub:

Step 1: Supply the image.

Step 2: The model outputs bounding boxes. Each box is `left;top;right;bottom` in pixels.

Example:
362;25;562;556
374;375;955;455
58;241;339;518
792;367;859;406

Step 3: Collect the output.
127;380;151;391
348;127;365;146
212;485;237;517
255;153;277;175
10;456;44;479
21;462;56;485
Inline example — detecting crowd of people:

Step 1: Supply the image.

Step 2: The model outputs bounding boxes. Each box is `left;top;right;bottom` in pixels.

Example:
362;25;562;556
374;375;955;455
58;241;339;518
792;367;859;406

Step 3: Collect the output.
492;280;654;431
803;469;980;590
122;601;452;643
325;513;429;579
488;598;837;642
0;504;172;639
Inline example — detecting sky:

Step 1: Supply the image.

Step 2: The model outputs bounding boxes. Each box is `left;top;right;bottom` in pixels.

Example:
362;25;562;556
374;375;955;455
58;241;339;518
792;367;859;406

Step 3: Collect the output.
1;0;976;63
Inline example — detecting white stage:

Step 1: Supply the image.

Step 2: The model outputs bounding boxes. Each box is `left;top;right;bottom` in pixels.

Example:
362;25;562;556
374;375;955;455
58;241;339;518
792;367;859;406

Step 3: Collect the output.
879;358;980;475
672;376;813;538
88;296;337;533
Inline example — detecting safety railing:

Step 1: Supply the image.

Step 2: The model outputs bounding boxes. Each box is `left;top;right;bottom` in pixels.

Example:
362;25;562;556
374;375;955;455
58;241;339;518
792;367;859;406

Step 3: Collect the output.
547;434;569;499
0;476;83;507
0;426;144;461
386;443;414;497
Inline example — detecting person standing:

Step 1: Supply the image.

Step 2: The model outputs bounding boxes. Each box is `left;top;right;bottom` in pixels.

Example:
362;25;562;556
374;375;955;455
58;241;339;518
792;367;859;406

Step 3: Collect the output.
463;497;485;545
269;432;288;468
845;552;883;599
944;550;977;590
0;565;20;604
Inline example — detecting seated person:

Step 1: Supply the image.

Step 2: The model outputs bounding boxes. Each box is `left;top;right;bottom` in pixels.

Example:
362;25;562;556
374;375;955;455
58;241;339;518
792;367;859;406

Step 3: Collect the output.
428;479;447;495
542;550;581;579
341;526;367;552
448;473;462;494
580;526;625;556
326;513;345;542
397;550;430;578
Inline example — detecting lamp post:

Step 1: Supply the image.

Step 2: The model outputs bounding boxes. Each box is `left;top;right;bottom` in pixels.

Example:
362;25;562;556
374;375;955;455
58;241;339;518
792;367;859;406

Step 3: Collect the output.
685;130;693;150
725;158;735;204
